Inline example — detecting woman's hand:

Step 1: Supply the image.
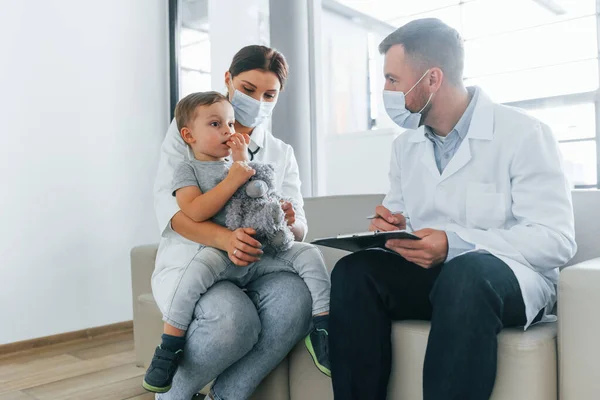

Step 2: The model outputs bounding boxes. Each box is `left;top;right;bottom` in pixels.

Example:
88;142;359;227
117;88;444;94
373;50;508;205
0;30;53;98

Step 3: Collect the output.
227;227;263;266
227;132;251;162
281;201;296;226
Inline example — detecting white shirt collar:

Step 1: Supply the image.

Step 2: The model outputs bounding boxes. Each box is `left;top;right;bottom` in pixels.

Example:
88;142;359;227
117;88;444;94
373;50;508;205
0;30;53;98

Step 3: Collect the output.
249;122;267;149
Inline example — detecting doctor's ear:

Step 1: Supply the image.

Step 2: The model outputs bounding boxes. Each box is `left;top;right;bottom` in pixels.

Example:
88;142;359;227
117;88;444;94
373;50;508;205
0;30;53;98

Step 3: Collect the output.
180;127;195;145
427;68;444;92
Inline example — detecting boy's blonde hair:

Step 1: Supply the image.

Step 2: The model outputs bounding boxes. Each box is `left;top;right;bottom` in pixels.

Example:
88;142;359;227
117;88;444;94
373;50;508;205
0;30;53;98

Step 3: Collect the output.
175;91;230;131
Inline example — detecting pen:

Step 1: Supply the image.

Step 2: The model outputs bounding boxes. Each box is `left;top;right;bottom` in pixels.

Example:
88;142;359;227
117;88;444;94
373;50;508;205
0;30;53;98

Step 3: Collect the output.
366;212;410;220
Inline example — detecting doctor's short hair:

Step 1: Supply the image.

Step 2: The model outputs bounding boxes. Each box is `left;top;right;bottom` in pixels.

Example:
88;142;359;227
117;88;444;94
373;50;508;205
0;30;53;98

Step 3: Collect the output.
379;18;464;86
175;91;230;132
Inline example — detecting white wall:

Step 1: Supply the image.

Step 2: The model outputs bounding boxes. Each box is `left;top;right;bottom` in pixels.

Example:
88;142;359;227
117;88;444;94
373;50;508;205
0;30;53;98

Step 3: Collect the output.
323;131;398;196
321;10;369;136
317;10;400;196
0;0;168;344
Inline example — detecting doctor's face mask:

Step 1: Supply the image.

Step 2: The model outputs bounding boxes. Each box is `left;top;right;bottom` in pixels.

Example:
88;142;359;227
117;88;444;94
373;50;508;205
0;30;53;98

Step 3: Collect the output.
383;68;434;130
225;45;288;128
227;69;280;128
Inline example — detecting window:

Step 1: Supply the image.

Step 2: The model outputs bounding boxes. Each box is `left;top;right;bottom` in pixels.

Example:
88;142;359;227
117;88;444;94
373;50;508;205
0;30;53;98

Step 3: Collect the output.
461;0;595;39
526;101;598;187
179;28;211;99
465;17;597;79
324;0;600;191
389;4;462;32
169;0;211;118
465;60;599;104
338;0;459;21
320;9;398;135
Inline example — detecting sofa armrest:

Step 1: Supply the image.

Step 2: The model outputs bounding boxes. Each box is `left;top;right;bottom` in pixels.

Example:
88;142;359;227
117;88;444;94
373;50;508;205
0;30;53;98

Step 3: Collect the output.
558;257;600;400
130;244;159;302
130;244;159;366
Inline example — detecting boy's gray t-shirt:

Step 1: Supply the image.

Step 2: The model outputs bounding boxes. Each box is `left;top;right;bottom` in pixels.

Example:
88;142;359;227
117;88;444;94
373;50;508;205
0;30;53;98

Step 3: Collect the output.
172;159;231;227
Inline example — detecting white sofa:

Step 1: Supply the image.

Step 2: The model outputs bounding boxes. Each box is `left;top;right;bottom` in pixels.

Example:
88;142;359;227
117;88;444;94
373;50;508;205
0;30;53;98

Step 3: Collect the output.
131;190;600;399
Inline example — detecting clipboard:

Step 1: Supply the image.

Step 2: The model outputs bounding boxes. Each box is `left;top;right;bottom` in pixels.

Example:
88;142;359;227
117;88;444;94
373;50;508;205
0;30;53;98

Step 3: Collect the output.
311;230;421;253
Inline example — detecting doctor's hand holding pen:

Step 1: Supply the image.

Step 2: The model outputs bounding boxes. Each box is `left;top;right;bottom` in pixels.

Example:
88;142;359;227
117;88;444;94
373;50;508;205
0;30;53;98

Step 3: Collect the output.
368;205;448;269
368;205;407;232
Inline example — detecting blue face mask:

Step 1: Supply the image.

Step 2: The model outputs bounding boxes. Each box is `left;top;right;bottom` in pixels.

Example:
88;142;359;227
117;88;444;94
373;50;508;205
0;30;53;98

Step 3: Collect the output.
383;69;433;130
229;84;276;128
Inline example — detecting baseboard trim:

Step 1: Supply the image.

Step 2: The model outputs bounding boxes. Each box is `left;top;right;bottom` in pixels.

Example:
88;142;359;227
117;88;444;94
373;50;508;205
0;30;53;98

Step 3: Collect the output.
0;320;133;356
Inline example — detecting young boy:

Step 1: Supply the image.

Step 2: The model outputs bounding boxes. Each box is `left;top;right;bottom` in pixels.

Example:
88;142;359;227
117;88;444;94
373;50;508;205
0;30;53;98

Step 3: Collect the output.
143;92;331;393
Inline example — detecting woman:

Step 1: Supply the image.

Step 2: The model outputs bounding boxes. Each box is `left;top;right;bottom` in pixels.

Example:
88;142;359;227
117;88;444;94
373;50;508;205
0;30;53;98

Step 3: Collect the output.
153;45;313;400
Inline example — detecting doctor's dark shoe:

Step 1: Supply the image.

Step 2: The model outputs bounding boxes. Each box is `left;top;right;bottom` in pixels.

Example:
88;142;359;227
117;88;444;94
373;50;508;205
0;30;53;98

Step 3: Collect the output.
305;327;331;377
142;345;183;393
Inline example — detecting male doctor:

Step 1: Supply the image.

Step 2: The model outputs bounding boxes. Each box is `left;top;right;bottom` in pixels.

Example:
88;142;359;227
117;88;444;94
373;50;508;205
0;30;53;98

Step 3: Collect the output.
329;18;577;400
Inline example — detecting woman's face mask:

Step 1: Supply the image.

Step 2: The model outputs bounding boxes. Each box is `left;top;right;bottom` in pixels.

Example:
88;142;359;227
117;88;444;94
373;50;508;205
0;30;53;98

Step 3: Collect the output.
229;81;277;128
383;69;433;130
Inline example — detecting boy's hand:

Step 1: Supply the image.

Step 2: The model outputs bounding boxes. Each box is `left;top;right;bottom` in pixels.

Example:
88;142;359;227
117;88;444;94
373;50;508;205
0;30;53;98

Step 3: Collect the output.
227;132;251;162
226;161;255;188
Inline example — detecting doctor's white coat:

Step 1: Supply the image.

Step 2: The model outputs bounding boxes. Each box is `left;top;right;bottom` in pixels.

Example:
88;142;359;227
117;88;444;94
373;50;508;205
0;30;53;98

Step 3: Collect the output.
383;89;577;328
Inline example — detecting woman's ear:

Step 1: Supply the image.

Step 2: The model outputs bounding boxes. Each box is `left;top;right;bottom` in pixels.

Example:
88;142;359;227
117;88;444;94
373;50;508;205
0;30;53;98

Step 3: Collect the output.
180;127;195;145
224;71;234;99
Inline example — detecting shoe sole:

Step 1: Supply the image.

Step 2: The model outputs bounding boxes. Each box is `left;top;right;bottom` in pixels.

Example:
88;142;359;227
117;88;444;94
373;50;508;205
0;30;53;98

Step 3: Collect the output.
142;379;172;393
304;336;331;377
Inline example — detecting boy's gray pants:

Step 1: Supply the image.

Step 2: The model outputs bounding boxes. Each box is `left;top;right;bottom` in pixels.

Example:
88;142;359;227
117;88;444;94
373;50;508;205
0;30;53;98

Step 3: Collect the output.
155;241;330;330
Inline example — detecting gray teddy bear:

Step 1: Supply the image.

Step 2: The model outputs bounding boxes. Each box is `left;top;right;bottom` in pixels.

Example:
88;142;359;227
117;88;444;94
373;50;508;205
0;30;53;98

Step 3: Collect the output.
222;161;295;253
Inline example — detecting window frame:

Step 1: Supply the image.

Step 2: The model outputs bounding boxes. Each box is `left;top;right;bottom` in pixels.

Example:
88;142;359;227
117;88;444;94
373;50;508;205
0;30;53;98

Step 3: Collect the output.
168;0;211;121
506;91;600;189
168;0;179;121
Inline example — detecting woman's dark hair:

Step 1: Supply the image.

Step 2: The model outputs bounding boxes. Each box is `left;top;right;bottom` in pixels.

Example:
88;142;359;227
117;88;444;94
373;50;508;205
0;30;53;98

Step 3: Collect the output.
175;91;229;131
229;45;289;89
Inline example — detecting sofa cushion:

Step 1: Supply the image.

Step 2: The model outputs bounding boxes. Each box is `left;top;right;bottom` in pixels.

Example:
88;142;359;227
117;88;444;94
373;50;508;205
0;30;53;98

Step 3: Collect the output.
389;321;557;400
289;320;557;400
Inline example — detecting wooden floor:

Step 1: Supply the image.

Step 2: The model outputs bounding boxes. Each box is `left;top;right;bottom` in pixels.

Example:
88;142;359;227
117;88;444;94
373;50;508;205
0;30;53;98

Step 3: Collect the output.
0;332;163;400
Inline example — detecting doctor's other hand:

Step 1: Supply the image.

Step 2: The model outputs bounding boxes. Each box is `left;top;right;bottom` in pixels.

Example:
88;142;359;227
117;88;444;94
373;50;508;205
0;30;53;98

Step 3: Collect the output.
385;228;448;269
227;227;263;267
368;205;406;232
